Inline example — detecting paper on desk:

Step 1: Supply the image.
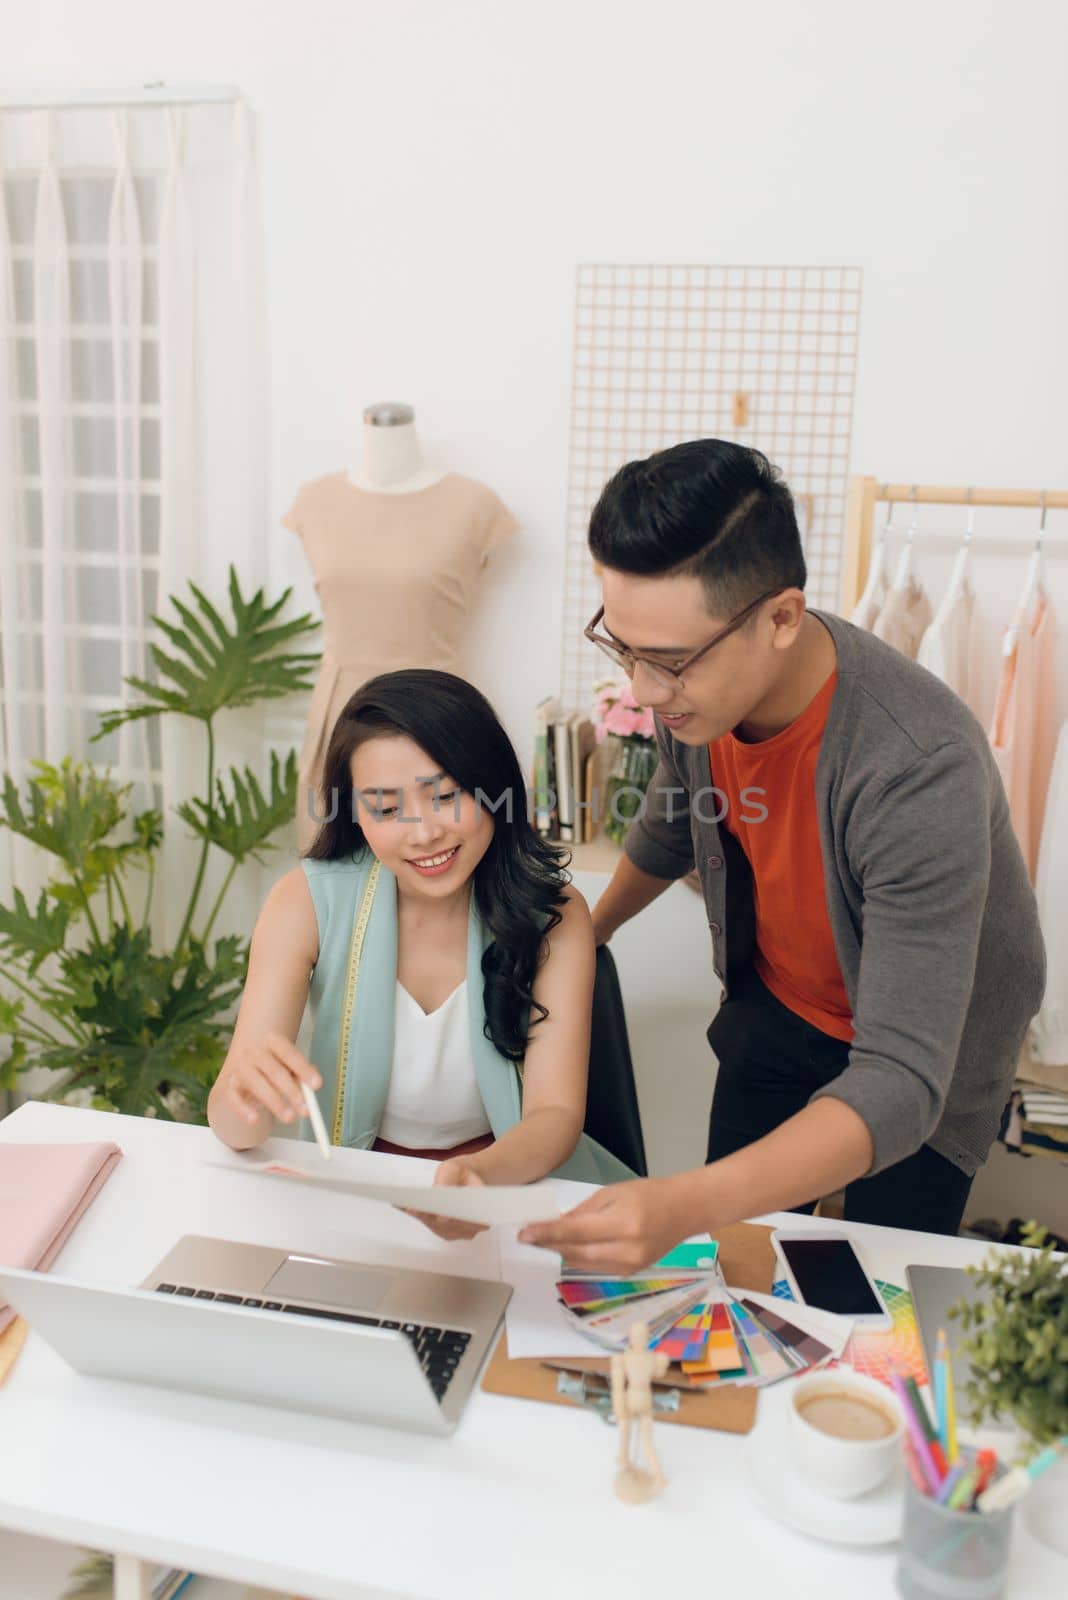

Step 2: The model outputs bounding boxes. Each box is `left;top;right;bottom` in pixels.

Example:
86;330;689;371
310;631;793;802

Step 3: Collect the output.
205;1159;565;1227
504;1260;603;1359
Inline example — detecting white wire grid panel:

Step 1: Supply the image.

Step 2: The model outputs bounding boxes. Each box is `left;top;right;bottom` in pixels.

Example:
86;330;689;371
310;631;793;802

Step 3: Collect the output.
560;263;862;712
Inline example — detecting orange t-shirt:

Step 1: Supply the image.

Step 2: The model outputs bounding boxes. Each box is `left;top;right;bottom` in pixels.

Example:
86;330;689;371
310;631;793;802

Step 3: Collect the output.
709;671;854;1042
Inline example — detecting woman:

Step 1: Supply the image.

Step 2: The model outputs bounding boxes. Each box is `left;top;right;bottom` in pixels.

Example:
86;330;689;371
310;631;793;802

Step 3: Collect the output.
208;670;632;1232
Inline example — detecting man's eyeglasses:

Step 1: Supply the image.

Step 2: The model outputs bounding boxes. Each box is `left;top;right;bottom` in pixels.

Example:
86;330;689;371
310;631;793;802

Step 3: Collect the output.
583;588;783;691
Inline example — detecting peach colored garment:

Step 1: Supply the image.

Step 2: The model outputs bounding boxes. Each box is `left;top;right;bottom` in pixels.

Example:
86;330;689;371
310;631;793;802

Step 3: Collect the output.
0;1141;122;1333
871;576;933;660
989;592;1058;881
283;472;518;849
1028;718;1068;1074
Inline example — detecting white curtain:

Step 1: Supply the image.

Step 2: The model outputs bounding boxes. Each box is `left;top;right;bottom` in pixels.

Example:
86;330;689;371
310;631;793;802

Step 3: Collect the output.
0;97;271;950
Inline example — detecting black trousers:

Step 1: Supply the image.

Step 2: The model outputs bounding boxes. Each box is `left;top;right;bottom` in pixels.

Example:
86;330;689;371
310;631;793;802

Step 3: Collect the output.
706;965;974;1236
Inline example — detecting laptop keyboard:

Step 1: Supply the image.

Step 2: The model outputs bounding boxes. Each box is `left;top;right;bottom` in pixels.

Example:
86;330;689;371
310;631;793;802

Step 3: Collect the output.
153;1283;471;1402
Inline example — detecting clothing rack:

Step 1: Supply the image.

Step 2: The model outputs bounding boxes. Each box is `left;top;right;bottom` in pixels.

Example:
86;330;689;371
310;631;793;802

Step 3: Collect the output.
840;479;1068;1195
840;479;1068;613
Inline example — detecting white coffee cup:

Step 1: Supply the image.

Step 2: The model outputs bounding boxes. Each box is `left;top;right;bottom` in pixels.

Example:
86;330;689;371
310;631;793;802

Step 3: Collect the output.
788;1370;903;1500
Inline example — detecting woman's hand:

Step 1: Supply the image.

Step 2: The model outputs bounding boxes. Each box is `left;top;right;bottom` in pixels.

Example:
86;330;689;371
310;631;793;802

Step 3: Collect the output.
214;1032;322;1131
401;1158;489;1242
518;1177;692;1273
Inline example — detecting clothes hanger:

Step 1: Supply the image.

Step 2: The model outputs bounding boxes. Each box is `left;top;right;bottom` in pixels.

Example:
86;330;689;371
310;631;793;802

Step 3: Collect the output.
891;485;919;592
853;502;893;618
937;488;974;615
1002;492;1047;659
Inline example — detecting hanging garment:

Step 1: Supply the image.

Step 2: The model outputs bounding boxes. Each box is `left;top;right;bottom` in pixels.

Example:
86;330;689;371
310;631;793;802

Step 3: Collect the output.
917;582;975;702
871;575;933;660
850;558;889;630
283;472;518;850
1026;718;1068;1073
988;593;1058;881
851;578;887;631
850;524;892;631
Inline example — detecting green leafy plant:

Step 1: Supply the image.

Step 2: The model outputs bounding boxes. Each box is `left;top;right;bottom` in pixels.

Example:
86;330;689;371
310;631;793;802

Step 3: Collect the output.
61;1552;114;1600
951;1221;1068;1451
0;568;318;1120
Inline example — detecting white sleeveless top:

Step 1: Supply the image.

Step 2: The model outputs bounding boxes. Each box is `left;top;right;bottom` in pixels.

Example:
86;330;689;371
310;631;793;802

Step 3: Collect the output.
376;980;493;1149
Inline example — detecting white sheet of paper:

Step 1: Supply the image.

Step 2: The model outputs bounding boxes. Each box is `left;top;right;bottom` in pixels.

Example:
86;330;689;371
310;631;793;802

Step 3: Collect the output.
206;1159;565;1227
503;1258;604;1359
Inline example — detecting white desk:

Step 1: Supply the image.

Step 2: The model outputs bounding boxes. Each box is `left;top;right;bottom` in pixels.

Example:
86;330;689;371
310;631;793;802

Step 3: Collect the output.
0;1103;1061;1600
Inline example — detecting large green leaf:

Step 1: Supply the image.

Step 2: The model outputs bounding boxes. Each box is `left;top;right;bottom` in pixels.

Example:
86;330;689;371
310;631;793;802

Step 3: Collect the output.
94;566;320;734
38;928;247;1120
0;761;129;873
0;886;72;972
0;997;27;1091
176;750;298;864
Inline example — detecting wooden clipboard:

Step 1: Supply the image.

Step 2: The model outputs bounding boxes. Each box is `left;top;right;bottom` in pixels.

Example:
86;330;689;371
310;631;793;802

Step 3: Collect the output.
481;1221;777;1434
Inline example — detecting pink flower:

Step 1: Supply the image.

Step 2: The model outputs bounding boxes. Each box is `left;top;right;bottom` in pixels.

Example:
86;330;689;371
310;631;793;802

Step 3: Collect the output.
591;678;656;742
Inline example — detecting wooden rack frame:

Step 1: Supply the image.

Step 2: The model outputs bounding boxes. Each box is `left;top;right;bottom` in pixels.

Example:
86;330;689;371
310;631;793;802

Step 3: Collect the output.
840;478;1068;614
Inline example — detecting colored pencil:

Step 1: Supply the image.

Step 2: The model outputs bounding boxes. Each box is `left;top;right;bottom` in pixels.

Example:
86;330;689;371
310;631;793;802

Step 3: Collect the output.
934;1328;949;1453
938;1327;959;1464
902;1436;930;1496
947;1466;978;1510
936;1463;967;1504
890;1369;943;1495
905;1375;949;1477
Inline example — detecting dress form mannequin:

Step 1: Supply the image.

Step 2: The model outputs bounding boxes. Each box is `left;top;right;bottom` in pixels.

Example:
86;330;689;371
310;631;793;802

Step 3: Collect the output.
347;402;447;495
284;408;519;850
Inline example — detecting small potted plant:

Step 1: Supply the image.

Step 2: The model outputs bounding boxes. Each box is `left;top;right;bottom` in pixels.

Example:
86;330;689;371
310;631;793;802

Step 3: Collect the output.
951;1221;1068;1452
591;677;658;847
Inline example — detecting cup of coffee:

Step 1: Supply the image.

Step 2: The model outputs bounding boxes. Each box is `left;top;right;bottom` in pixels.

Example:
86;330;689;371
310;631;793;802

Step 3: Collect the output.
788;1370;903;1500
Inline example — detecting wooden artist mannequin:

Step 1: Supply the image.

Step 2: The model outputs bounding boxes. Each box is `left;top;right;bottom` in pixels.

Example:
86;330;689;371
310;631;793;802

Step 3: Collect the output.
610;1321;669;1502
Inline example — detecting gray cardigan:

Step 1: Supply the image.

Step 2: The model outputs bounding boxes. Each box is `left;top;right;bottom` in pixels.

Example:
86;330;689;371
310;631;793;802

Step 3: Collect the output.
624;609;1046;1177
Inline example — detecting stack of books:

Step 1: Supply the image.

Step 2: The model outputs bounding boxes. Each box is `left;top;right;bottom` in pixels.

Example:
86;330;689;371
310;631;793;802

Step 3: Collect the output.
532;697;599;843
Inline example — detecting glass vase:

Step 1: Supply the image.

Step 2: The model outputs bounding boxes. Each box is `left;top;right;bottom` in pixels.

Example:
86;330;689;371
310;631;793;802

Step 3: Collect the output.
602;736;658;847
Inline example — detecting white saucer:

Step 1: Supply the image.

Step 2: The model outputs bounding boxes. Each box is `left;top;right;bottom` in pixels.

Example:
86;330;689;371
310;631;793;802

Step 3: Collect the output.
745;1394;905;1546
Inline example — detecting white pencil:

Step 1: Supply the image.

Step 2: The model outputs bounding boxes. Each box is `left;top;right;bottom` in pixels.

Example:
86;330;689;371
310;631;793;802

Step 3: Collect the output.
301;1080;331;1161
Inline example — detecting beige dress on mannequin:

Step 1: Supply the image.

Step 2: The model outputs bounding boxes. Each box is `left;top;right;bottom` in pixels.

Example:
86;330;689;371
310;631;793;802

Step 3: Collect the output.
283;471;518;850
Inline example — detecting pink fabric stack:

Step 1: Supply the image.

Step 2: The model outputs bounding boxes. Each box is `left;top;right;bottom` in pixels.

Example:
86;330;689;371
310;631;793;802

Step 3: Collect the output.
0;1141;123;1332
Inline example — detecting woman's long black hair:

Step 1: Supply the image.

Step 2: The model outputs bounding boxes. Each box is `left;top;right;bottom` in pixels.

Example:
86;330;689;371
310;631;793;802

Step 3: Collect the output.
305;669;570;1062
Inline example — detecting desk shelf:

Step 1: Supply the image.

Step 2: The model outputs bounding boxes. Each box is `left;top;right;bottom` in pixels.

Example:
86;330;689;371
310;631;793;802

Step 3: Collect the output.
0;1531;276;1600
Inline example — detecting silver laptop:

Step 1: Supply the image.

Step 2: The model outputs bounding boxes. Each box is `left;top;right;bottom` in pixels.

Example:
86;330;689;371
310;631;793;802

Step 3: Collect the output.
0;1234;511;1436
906;1263;988;1424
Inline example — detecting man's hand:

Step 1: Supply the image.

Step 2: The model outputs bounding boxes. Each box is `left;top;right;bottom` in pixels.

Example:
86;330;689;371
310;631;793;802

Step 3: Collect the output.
400;1158;489;1243
518;1177;692;1273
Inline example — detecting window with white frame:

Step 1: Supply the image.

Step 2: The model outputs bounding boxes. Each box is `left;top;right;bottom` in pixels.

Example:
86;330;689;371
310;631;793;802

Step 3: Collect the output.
4;163;162;804
1;97;271;927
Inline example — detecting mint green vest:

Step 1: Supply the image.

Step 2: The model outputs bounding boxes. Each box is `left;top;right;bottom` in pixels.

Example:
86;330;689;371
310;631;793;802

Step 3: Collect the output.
300;853;633;1185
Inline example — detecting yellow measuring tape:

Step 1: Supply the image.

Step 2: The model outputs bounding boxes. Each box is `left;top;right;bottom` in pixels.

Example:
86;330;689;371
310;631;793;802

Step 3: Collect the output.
331;859;381;1146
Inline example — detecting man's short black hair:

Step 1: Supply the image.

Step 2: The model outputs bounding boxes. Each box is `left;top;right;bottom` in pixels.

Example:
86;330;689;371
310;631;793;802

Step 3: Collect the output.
588;439;806;617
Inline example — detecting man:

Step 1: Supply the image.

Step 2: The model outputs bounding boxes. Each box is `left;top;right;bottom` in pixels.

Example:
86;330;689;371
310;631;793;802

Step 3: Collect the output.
521;439;1044;1271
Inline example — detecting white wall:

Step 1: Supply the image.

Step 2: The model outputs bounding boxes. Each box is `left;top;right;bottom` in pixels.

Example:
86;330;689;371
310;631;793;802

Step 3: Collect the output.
3;0;1067;765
